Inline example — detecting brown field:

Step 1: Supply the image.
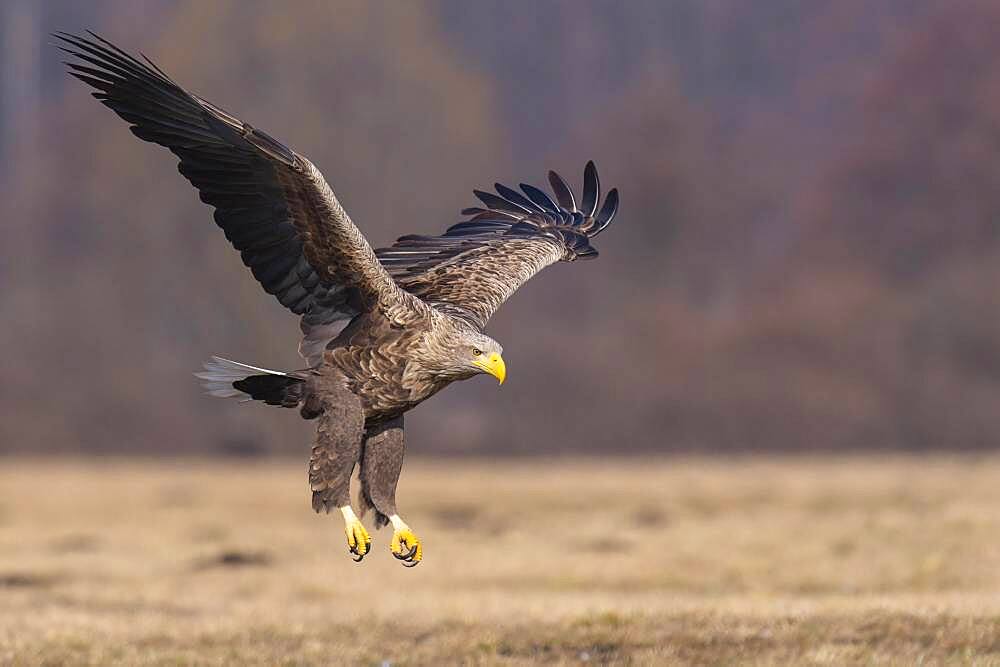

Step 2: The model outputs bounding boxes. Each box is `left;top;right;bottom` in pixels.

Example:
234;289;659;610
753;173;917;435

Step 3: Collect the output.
1;456;999;665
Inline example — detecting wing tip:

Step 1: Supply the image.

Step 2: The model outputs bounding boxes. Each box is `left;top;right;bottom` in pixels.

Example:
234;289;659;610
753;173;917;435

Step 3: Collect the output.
589;186;619;237
547;169;577;212
580;161;601;217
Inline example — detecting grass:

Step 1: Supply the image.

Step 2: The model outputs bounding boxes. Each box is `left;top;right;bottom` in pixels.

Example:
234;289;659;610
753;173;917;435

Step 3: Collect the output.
1;456;1000;665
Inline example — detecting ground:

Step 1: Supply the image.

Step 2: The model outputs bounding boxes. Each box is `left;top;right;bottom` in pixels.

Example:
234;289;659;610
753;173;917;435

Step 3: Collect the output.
1;456;999;665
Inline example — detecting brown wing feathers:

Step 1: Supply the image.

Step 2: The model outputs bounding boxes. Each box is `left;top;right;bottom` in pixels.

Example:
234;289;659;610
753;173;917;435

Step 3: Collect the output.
57;31;334;315
57;32;414;344
375;162;620;328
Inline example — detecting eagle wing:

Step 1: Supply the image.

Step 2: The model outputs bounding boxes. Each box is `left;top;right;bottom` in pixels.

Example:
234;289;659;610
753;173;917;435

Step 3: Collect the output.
376;162;619;330
58;33;423;364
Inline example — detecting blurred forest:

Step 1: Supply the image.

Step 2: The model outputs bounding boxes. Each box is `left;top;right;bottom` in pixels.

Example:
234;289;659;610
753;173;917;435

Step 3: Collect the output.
2;0;999;456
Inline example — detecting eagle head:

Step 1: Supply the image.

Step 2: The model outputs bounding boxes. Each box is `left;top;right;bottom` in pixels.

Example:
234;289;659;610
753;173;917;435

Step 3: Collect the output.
425;328;506;385
466;334;506;385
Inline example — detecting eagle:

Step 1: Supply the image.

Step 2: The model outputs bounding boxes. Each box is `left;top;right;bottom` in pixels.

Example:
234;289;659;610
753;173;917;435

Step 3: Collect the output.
59;32;620;566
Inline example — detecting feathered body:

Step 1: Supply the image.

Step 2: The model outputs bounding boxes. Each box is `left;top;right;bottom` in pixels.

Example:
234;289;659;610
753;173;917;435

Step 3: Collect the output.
59;32;621;566
322;309;464;421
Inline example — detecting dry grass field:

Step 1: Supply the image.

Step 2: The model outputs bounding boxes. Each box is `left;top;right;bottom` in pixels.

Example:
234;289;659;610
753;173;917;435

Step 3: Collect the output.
1;456;999;665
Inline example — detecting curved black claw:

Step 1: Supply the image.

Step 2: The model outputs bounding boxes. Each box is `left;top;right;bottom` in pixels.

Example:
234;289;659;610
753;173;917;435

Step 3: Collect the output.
349;539;371;562
349;542;372;563
392;544;418;561
390;528;422;567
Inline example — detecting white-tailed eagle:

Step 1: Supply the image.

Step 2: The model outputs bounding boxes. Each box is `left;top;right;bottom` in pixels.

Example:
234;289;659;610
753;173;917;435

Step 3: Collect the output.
59;32;620;566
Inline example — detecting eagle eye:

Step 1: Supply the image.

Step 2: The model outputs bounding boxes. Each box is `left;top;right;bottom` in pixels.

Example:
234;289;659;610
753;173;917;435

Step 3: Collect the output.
472;348;483;356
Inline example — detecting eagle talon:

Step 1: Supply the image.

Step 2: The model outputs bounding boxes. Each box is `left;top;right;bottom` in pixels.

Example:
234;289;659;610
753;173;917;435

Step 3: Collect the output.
349;538;370;562
390;527;422;567
344;518;371;562
392;544;418;561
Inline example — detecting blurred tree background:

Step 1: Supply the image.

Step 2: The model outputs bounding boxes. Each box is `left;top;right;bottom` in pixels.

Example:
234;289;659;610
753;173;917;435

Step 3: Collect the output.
2;0;999;456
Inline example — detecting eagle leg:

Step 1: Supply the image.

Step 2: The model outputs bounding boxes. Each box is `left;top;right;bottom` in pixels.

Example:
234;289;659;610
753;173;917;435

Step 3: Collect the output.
358;416;405;527
307;369;369;561
359;416;422;566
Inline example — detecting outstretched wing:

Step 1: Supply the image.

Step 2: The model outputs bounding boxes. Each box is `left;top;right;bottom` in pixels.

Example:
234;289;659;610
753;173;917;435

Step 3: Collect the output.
376;162;619;330
57;32;422;364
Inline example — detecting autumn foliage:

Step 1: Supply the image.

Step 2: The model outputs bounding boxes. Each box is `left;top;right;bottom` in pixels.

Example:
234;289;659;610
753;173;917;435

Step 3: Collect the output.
2;1;999;454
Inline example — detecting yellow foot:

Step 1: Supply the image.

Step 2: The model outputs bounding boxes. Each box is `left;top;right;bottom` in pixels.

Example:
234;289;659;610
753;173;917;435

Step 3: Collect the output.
390;526;422;568
341;507;371;562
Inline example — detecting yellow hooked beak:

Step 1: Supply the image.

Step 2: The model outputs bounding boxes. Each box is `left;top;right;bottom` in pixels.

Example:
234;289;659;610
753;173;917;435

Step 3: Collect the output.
473;352;506;385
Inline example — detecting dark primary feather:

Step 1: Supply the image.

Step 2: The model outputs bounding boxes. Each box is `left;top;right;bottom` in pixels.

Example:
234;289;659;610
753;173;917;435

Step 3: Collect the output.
375;161;621;329
494;184;542;213
591;188;620;236
57;31;417;366
518;183;560;213
57;31;310;305
547;170;577;211
580;161;600;216
474;189;530;216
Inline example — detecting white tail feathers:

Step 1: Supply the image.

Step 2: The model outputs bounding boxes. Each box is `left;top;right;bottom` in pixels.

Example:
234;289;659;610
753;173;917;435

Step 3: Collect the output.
194;356;288;399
